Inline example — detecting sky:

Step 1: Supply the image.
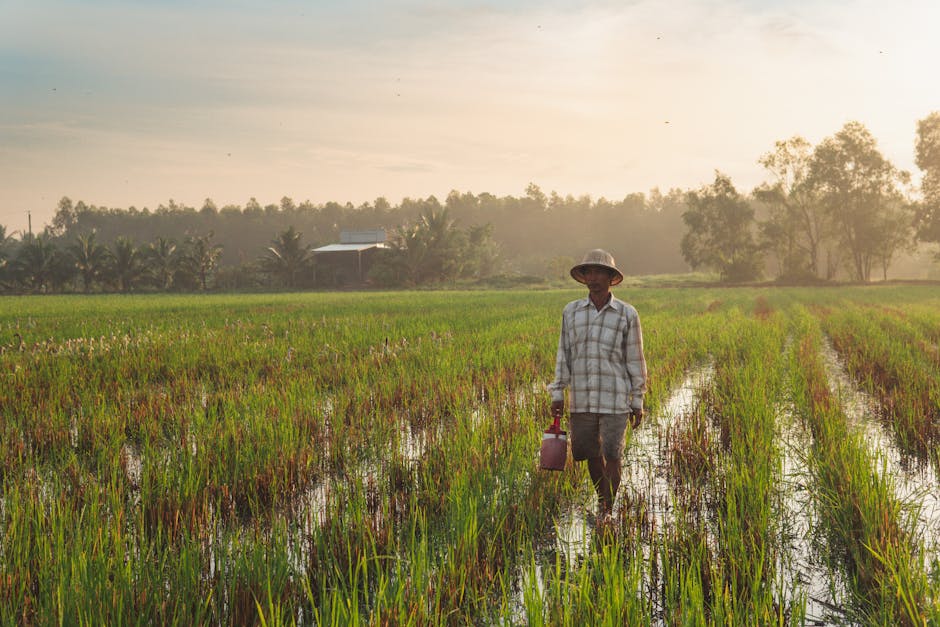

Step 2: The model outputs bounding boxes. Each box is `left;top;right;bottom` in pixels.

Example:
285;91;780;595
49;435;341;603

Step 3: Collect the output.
1;0;939;234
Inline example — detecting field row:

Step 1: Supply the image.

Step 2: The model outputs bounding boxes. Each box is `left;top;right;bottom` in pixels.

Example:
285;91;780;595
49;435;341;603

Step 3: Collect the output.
1;287;939;624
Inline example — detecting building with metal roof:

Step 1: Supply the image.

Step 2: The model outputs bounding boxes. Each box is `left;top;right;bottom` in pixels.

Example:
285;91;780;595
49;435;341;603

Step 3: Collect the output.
313;230;389;284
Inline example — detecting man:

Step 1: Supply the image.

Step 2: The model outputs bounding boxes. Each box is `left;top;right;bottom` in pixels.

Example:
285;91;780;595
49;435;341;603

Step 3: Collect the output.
548;249;647;520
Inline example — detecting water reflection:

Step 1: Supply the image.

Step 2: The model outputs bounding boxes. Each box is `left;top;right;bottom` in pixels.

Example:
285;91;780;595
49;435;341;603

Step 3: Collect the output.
775;402;847;623
821;337;940;564
553;505;593;569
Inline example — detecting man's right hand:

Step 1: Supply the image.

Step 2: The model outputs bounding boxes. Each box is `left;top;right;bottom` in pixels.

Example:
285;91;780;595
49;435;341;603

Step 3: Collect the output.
630;408;644;428
550;400;564;419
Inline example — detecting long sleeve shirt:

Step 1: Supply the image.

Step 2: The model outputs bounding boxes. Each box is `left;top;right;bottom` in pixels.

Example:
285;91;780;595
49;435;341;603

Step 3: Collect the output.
548;295;647;413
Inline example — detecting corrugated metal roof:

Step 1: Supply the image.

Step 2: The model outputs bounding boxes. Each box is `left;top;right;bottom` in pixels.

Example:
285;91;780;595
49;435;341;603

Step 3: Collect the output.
313;243;388;253
340;229;386;244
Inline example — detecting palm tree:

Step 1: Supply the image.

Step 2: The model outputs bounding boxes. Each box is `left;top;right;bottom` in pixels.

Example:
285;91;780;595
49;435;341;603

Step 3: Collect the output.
0;226;14;286
418;207;463;280
108;237;145;292
182;232;222;291
386;223;429;286
384;208;461;285
68;231;110;293
0;225;12;251
370;207;497;287
258;226;313;289
12;234;58;292
143;236;178;291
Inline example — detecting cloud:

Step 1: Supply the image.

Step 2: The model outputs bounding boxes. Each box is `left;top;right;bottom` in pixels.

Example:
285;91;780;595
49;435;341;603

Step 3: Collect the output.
2;0;939;228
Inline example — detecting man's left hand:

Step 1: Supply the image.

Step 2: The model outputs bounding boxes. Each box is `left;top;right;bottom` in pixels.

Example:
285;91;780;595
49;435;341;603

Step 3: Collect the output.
630;408;643;428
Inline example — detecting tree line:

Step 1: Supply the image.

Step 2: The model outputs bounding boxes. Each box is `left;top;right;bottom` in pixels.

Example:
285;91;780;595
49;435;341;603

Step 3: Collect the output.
0;205;509;293
0;189;689;294
683;115;940;282
1;113;938;293
0;230;225;294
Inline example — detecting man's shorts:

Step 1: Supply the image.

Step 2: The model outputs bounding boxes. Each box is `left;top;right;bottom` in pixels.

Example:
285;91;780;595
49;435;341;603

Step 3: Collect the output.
569;412;631;461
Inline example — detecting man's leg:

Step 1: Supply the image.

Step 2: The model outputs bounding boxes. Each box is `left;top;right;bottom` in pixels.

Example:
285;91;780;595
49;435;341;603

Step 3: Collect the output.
604;456;621;511
597;414;630;517
587;456;613;515
571;413;610;512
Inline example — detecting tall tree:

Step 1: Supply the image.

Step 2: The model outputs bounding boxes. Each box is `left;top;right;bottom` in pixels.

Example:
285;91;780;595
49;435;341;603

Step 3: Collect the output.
371;207;498;286
200;198;218;217
874;205;915;280
753;136;829;279
68;231;110;292
376;208;455;285
459;223;499;279
378;223;431;286
808;121;910;281
143;237;179;291
182;232;223;291
681;172;763;282
48;196;77;237
12;234;59;292
914;111;940;251
108;237;146;292
258;226;313;289
0;226;14;287
415;207;462;281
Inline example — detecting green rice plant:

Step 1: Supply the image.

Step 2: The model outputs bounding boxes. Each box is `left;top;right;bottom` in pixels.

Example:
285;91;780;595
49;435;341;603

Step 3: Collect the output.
823;304;940;458
531;538;648;626
694;306;798;624
789;308;938;625
4;287;940;623
657;510;714;626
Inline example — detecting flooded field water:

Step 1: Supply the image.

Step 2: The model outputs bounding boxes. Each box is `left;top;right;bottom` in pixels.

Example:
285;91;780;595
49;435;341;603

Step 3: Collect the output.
820;338;940;566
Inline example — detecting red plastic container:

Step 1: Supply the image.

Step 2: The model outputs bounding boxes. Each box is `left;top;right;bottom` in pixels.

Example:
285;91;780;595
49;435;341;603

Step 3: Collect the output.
539;416;568;471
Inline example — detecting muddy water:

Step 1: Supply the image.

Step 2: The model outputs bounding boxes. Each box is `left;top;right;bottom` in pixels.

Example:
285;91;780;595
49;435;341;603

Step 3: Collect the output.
295;479;332;531
621;360;852;622
617;362;718;620
69;412;80;448
121;443;143;488
289;398;495;574
820;338;940;566
775;402;848;623
395;419;429;463
553;503;594;568
301;372;927;622
621;362;716;537
515;561;545;620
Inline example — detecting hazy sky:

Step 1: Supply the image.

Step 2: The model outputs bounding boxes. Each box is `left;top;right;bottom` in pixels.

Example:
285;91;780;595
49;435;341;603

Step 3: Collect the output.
2;0;938;233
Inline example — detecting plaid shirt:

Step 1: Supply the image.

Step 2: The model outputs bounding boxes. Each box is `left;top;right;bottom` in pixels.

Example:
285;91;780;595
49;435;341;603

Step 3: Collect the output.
548;295;647;413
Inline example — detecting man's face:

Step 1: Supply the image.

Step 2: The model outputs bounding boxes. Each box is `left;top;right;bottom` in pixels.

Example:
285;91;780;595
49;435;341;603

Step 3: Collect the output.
581;265;612;294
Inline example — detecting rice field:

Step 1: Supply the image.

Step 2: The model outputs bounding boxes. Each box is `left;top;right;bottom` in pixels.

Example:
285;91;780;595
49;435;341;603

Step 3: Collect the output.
1;286;940;625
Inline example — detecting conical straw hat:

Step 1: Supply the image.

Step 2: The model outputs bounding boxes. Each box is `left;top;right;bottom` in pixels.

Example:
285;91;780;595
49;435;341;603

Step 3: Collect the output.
570;249;624;286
